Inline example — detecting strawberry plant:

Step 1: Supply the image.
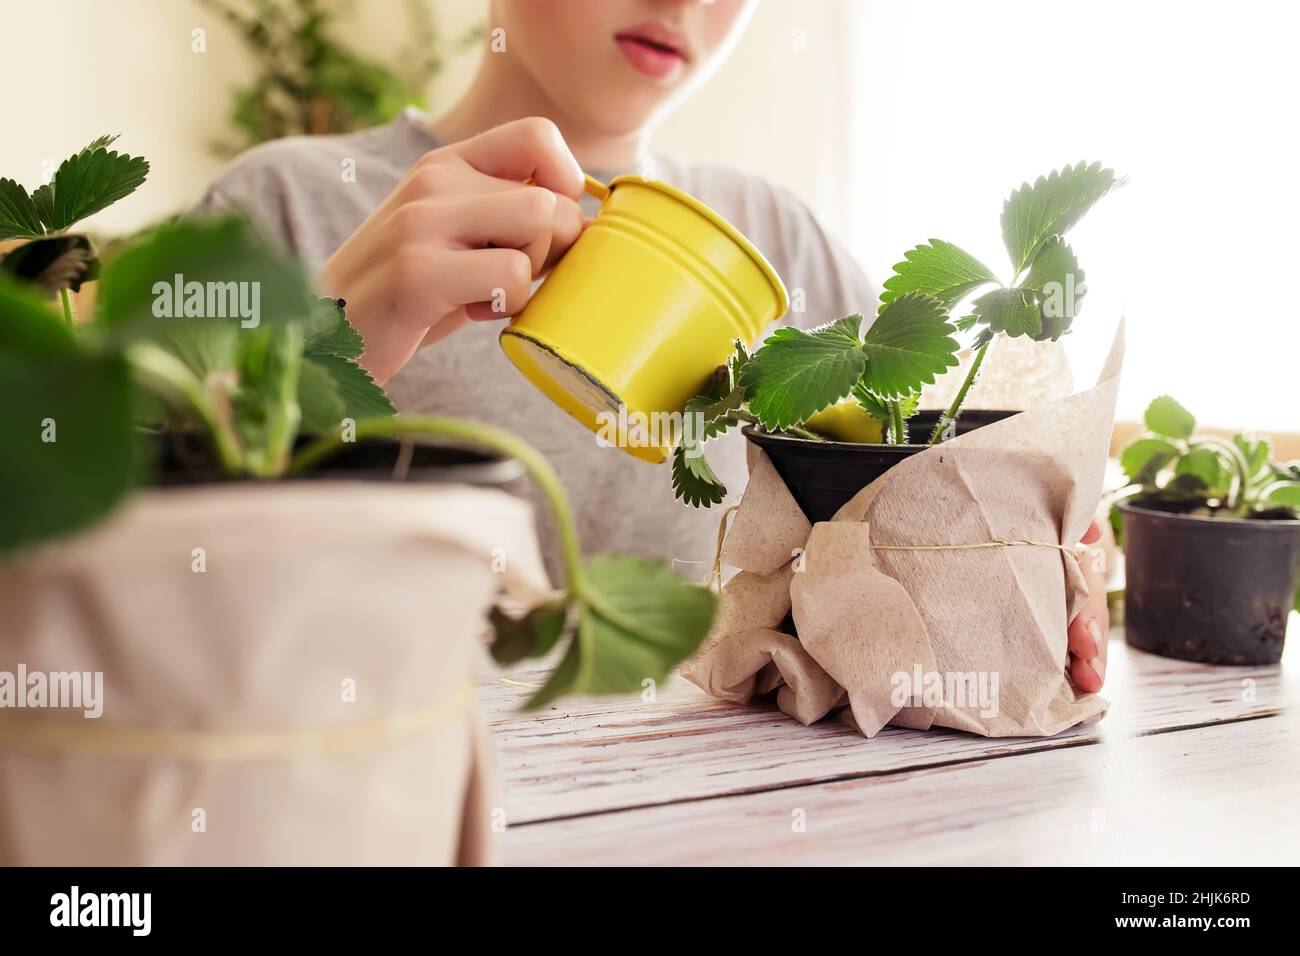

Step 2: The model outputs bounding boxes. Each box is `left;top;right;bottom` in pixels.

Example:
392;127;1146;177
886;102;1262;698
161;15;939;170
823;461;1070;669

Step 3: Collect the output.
672;162;1121;508
0;135;149;326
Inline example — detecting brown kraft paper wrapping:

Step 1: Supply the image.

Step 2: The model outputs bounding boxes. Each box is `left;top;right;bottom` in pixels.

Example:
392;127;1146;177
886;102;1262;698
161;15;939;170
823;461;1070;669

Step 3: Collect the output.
684;322;1125;738
0;482;550;865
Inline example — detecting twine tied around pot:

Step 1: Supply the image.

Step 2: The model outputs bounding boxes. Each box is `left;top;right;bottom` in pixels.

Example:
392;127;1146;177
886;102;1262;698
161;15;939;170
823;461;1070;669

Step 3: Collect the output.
0;679;475;762
705;503;1086;592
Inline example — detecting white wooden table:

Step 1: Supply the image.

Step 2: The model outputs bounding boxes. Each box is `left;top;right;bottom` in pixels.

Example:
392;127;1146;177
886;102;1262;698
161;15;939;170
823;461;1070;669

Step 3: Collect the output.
480;627;1300;865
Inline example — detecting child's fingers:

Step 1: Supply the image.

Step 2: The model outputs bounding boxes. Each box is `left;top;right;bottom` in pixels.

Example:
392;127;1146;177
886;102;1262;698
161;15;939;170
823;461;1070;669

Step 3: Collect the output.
393;172;585;279
417;310;471;349
541;195;586;272
436;188;561;277
435;246;535;316
448;117;586;199
442;187;585;277
1070;653;1103;694
1067;526;1110;692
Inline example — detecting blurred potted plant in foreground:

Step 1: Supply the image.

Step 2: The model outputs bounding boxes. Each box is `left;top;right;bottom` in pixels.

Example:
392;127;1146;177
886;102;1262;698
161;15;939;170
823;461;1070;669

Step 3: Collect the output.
1114;396;1300;665
0;137;713;707
200;0;482;153
0;137;713;865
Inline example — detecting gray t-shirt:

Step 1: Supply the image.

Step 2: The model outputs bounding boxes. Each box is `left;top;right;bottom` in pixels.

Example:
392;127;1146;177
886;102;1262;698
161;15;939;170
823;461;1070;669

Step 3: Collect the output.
197;109;876;582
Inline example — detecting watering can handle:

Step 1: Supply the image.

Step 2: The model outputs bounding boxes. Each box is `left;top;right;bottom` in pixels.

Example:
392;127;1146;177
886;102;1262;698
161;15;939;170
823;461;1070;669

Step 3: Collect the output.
523;172;610;201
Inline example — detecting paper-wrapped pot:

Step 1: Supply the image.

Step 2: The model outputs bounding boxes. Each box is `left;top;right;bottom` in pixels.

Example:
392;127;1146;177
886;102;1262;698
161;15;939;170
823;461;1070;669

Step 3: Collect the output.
686;324;1125;739
0;481;549;865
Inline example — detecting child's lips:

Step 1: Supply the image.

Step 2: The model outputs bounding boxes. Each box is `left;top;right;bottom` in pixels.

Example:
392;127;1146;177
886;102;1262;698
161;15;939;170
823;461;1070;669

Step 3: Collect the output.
614;34;688;80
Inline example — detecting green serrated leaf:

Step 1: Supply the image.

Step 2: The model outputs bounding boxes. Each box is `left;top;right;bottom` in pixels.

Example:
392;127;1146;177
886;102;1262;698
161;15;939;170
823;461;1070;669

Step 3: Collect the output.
526;556;717;709
686;389;743;441
850;381;889;420
727;338;750;388
880;239;999;309
672;441;727;508
0;178;44;241
301;352;394;426
1001;161;1117;274
1022;236;1085;340
819;314;864;341
0;234;100;293
851;381;916;422
304;296;365;359
79;134;121;154
1121;436;1180;483
740;315;867;429
489;599;568;665
33;140;149;233
1144;395;1195;440
295;296;392;427
855;293;958;400
971;287;1042;338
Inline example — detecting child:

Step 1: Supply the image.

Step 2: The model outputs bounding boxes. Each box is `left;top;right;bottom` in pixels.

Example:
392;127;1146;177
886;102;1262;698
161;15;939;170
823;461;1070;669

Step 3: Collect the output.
197;0;1107;692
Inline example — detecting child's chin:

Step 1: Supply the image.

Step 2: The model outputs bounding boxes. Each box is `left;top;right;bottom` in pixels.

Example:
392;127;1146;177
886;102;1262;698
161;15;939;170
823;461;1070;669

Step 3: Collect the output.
588;93;672;137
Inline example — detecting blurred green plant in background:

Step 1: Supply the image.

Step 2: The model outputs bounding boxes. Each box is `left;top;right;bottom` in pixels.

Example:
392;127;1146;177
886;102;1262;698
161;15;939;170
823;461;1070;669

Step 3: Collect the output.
199;0;482;154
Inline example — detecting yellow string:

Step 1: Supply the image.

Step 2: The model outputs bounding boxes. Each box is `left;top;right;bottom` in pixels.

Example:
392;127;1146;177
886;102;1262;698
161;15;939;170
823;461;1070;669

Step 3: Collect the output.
0;679;475;763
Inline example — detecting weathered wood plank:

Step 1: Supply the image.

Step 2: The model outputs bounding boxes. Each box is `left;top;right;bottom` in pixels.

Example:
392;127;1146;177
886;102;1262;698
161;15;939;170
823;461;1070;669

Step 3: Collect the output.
481;631;1296;825
502;714;1300;865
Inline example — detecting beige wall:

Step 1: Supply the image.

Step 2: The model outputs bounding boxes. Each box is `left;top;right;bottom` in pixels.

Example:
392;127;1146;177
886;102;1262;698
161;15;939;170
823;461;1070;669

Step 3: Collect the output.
1;0;853;242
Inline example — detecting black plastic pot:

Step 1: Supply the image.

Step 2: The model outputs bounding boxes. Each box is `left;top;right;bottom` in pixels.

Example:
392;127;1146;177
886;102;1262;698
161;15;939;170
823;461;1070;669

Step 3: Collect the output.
743;409;1019;523
1119;499;1300;665
147;431;523;488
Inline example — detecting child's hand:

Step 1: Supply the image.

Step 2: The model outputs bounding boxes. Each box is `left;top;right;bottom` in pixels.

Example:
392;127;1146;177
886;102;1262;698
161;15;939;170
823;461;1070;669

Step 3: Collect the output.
1068;518;1109;693
318;117;587;384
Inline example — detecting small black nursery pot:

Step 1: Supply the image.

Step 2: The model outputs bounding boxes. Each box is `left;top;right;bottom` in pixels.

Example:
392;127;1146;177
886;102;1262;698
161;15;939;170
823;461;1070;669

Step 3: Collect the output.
743;409;1018;523
1120;499;1300;665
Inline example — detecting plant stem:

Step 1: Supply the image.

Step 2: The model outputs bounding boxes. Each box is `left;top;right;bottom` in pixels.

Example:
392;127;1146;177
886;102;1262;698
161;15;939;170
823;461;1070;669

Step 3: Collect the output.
1190;436;1253;514
256;324;303;478
929;337;991;445
785;423;824;441
289;416;586;593
126;343;243;473
889;401;907;445
59;288;75;331
734;410;822;442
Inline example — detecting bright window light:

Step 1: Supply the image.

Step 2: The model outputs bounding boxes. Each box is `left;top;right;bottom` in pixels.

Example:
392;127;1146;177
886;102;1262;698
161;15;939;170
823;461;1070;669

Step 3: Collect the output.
845;0;1300;433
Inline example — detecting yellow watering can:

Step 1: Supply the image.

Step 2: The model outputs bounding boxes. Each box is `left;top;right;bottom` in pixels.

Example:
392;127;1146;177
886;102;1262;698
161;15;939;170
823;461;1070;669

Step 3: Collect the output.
500;173;789;464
